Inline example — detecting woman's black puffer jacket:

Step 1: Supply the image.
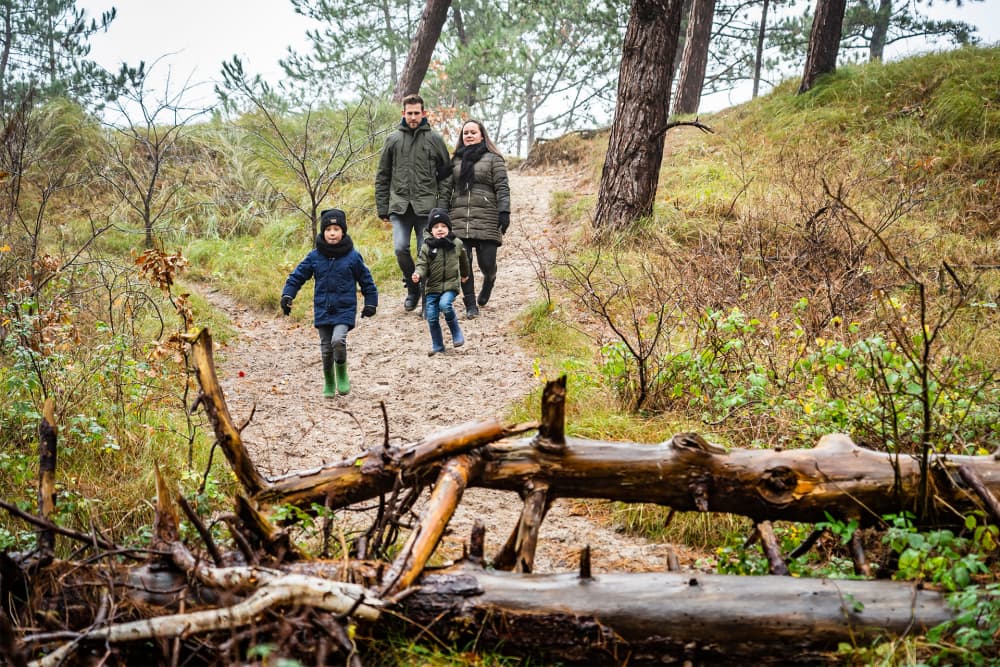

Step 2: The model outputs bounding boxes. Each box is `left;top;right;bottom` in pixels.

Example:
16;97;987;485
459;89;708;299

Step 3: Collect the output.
441;151;511;246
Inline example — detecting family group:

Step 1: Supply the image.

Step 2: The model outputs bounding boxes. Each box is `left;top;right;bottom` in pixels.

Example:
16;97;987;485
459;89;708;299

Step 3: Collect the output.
279;94;512;397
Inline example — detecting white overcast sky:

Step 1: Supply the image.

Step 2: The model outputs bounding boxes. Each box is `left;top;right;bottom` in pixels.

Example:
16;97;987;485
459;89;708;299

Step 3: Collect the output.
78;0;1000;115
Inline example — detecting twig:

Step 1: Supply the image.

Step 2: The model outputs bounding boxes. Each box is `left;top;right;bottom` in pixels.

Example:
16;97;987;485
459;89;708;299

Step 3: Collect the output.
177;494;225;567
788;528;826;561
0;500;119;552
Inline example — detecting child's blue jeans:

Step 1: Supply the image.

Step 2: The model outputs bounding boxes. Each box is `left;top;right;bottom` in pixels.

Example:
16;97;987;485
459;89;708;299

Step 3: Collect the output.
424;290;458;352
424;290;458;324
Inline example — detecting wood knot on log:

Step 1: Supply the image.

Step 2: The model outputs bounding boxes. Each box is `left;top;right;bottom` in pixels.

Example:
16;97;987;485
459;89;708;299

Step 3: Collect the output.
690;477;712;512
758;466;799;505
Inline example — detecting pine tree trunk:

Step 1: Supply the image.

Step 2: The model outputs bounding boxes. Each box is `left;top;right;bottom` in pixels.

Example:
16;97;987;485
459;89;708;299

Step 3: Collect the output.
752;0;770;98
451;4;477;106
393;0;452;102
798;0;847;94
673;0;716;115
671;0;693;82
868;0;892;62
593;0;685;234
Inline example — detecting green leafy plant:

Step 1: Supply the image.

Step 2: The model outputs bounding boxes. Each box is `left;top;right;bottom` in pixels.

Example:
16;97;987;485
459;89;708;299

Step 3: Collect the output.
885;512;992;591
817;512;860;547
881;512;999;664
708;521;857;579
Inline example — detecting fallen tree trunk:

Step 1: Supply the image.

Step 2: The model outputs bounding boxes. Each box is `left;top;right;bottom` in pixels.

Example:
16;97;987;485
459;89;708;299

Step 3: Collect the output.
396;562;953;664
239;431;1000;527
11;551;952;666
186;329;999;529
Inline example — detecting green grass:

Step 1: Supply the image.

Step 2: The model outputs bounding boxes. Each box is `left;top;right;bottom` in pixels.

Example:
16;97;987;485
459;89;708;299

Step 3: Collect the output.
363;634;540;667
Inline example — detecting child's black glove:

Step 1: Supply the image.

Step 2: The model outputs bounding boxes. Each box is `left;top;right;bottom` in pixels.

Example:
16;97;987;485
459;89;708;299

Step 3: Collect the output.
361;304;377;318
280;295;293;316
498;211;510;234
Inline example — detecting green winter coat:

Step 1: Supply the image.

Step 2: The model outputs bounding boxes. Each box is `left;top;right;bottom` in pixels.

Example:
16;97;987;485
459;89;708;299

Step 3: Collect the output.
441;151;510;246
375;119;451;218
414;236;470;295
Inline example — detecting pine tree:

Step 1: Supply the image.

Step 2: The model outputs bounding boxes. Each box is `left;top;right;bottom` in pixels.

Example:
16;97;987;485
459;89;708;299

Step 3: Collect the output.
0;0;138;112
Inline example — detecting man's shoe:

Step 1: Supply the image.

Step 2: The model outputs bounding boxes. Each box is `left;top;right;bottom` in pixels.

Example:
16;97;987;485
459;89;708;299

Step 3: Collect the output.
403;291;419;311
465;304;479;319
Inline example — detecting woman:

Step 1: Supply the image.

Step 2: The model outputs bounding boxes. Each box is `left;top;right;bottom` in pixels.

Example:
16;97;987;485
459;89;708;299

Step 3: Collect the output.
441;119;511;319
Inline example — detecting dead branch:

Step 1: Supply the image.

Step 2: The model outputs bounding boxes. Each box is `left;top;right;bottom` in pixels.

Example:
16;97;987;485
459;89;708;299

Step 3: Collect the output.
957;464;1000;525
30;572;382;667
381;452;483;596
756;521;789;575
182;329;267;495
37;398;57;561
0;500;121;553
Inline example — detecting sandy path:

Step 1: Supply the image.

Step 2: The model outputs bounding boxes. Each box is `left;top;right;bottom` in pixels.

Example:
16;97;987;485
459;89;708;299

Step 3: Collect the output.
201;170;687;572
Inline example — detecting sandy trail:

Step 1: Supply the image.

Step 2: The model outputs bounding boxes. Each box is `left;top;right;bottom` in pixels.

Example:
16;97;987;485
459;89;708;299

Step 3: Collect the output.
201;170;688;572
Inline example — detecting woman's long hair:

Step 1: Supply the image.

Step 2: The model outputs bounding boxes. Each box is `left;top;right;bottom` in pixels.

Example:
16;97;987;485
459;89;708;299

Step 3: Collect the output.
453;119;502;155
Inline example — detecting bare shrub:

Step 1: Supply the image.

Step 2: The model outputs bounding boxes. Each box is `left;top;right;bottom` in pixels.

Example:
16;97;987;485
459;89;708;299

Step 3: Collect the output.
538;141;1000;460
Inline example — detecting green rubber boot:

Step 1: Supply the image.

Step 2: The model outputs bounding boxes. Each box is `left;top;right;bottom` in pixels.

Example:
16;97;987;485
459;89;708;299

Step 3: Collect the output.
334;361;350;395
323;367;337;398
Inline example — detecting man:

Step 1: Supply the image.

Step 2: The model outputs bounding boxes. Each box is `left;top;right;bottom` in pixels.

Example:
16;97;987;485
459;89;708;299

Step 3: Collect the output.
375;93;451;312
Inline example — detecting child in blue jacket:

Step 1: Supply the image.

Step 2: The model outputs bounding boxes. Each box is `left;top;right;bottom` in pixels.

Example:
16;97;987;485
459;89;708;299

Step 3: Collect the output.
281;208;378;397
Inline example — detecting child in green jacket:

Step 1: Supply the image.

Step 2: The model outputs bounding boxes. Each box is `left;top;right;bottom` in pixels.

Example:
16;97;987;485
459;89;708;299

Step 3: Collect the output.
411;209;470;356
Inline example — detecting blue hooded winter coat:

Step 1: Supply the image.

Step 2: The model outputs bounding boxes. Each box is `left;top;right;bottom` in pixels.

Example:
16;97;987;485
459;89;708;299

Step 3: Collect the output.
282;248;378;329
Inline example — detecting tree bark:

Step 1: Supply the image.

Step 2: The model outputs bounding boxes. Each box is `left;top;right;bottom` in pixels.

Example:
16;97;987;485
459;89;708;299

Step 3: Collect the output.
671;0;693;83
451;3;477;107
799;0;847;94
868;0;892;62
673;0;716;115
752;0;770;98
0;6;12;112
236;429;1000;530
593;0;685;234
392;0;452;102
397;563;954;664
